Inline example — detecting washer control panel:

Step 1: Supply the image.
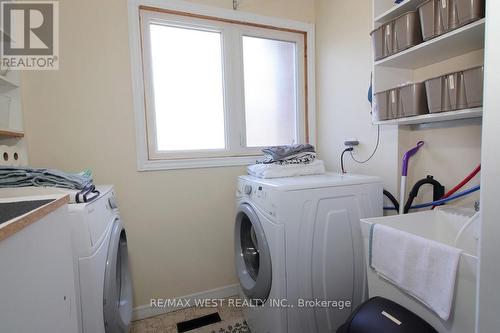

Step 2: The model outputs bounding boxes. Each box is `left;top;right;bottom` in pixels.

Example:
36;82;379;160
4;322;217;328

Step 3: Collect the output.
237;180;276;217
244;184;253;195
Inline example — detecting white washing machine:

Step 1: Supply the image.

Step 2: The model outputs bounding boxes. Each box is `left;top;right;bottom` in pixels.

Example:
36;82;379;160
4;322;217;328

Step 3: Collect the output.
68;185;133;333
234;173;382;333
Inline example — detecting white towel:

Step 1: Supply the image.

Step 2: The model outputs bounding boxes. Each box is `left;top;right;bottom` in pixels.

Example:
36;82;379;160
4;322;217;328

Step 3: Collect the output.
247;159;326;179
370;224;461;321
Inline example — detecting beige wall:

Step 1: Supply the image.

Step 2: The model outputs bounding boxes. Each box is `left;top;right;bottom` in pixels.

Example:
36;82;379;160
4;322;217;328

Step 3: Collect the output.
315;0;482;208
315;0;400;193
21;0;314;307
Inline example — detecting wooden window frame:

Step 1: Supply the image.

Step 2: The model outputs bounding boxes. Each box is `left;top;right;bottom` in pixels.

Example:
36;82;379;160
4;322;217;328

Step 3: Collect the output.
128;0;316;171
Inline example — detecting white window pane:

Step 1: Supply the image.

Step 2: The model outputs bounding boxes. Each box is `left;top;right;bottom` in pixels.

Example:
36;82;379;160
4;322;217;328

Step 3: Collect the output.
242;36;297;148
149;24;226;151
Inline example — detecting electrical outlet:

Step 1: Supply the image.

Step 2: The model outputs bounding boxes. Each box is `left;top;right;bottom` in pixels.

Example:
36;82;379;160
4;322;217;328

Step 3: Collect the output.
344;139;359;147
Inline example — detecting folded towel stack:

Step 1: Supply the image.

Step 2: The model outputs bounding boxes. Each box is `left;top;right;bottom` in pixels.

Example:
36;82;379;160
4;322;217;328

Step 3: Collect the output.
248;144;325;179
0;167;93;190
260;144;316;165
0;167;99;203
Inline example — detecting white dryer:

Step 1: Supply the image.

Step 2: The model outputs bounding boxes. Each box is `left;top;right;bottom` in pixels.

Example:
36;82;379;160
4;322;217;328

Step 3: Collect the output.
68;185;133;333
235;173;382;333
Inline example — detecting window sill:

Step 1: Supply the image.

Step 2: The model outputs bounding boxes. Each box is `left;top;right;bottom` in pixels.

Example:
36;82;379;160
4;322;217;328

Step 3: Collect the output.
137;155;260;171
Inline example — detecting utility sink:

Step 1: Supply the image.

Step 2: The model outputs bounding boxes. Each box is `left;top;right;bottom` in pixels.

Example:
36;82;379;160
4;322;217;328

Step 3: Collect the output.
0;199;55;225
360;207;479;333
0;187;67;226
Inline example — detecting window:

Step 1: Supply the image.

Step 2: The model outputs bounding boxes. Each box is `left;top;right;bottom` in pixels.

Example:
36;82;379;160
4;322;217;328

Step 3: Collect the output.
242;36;298;147
149;24;226;151
130;3;315;170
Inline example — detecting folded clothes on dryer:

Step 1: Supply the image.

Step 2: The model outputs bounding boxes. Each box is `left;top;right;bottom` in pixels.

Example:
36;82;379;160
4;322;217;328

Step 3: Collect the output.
0;167;93;190
261;144;315;161
248;159;326;179
258;151;317;165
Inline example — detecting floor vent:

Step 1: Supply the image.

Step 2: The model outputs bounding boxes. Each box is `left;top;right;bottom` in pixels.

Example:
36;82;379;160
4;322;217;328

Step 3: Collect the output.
176;312;222;332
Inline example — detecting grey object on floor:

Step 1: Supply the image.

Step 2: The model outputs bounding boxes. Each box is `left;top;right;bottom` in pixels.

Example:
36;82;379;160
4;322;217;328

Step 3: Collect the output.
261;144;315;161
0;167;93;190
0;199;54;224
210;320;250;333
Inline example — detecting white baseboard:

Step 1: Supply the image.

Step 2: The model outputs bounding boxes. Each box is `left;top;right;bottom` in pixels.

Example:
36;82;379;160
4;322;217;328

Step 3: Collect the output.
132;284;240;321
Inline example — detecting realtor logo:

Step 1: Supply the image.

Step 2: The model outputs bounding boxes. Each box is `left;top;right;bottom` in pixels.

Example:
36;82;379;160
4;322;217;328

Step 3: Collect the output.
0;1;59;70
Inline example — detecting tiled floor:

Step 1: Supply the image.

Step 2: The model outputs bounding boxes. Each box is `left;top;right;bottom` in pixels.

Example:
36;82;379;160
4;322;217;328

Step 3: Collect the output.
130;297;250;333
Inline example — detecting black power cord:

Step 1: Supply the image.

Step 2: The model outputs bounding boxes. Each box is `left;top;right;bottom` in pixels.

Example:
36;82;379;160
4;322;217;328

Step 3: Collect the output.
341;147;354;173
350;125;380;164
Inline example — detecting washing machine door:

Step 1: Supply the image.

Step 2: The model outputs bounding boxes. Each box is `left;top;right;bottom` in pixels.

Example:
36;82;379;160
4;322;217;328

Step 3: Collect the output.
235;203;272;303
103;218;133;333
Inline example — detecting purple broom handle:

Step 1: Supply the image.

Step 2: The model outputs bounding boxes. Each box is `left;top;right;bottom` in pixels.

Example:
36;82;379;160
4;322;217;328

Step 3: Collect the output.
402;141;424;176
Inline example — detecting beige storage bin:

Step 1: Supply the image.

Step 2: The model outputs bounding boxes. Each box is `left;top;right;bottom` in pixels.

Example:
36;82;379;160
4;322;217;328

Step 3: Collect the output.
371;10;423;60
383;22;395;58
419;0;484;41
425;73;459;113
370;26;385;61
418;0;448;41
450;0;485;30
374;89;399;121
370;22;395;61
394;11;423;53
373;92;388;122
398;83;429;117
425;66;484;113
462;66;484;108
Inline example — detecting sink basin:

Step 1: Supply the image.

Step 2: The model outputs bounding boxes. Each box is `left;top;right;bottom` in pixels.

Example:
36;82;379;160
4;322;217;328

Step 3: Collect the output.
363;207;479;256
360;207;478;333
0;187;69;226
0;199;55;225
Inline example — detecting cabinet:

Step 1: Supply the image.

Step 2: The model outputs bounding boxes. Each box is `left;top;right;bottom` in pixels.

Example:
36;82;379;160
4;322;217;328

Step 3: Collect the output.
372;0;485;126
0;203;79;333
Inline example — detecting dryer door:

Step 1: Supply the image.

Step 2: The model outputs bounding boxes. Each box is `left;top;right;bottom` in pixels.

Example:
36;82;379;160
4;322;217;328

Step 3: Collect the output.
103;218;133;333
234;203;272;303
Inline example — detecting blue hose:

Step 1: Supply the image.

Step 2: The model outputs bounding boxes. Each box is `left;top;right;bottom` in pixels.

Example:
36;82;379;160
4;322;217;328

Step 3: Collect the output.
384;185;480;211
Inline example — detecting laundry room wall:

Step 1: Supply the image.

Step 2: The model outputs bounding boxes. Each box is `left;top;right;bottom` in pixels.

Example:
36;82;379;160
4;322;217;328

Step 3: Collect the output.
314;0;400;195
315;0;482;208
20;0;315;308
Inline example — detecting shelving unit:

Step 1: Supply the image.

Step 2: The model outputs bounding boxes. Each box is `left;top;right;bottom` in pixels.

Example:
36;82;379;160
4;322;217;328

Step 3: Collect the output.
0;129;24;138
375;19;485;69
372;0;486;127
373;108;482;125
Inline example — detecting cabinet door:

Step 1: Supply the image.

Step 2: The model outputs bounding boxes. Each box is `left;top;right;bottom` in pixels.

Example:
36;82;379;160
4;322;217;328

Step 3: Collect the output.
311;195;363;332
0;206;79;333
